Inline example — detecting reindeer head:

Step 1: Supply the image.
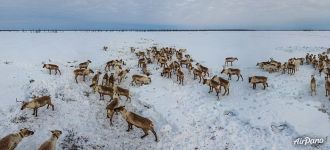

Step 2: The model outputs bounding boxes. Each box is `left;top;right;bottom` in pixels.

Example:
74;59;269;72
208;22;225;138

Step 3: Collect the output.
248;77;252;83
87;60;92;63
20;101;29;110
126;69;130;73
221;66;227;74
51;130;62;139
42;64;47;68
19;128;34;137
114;106;126;113
89;69;94;74
202;79;208;85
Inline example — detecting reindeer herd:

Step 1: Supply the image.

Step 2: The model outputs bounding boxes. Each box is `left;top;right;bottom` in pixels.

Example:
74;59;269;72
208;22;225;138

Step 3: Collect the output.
2;45;330;149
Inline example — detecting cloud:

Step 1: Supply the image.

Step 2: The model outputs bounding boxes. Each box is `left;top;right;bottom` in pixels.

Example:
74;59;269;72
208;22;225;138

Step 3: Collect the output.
0;0;330;29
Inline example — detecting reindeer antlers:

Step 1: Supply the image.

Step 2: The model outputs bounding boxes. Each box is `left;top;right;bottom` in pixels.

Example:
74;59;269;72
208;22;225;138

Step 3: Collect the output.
16;98;24;103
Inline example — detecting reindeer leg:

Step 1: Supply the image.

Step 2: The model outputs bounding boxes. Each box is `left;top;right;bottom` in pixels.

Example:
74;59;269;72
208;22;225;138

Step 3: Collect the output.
47;104;49;109
263;83;266;90
127;122;132;132
32;108;36;115
141;129;149;139
240;74;244;81
151;128;158;142
109;112;114;126
58;69;61;75
237;75;240;81
83;75;86;81
75;75;78;83
51;104;54;111
35;108;38;117
49;69;51;75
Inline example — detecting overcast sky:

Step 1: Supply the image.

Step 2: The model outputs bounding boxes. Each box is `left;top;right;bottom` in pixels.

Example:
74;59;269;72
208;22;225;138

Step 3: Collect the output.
1;0;330;30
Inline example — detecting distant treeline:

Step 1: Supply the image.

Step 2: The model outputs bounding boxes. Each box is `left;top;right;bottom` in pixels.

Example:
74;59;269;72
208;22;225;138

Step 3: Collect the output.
0;29;327;32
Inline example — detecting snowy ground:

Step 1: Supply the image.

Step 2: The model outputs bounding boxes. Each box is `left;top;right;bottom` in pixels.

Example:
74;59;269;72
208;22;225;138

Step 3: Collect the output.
0;31;329;149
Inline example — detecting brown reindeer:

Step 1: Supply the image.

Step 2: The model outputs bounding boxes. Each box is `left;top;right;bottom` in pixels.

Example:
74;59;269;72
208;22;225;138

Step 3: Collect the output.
221;67;243;81
325;77;330;98
211;75;230;96
106;93;120;126
43;64;61;75
102;73;109;86
118;69;130;83
20;96;54;117
114;86;132;102
203;79;221;99
180;59;191;68
91;71;102;92
248;76;268;90
192;67;204;83
38;130;62;150
225;57;238;66
311;75;317;96
131;74;151;86
114;106;158;142
108;73;115;87
90;84;114;100
196;63;209;76
176;68;184;85
138;58;147;68
73;68;94;83
79;60;92;69
161;66;172;78
287;63;296;75
0;128;34;150
105;59;124;71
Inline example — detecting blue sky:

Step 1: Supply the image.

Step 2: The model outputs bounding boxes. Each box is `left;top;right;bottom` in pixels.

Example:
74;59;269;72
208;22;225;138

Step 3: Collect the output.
1;0;330;30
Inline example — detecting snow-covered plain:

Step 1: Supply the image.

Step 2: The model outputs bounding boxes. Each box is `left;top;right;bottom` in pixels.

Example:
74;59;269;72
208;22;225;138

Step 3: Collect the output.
0;31;329;149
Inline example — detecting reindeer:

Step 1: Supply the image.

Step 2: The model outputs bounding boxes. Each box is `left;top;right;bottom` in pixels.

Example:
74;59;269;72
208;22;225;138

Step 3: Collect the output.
180;59;191;68
105;59;124;71
74;68;94;83
38;130;62;150
325;77;330;98
114;106;158;142
19;96;54;117
142;64;151;76
118;69;130;83
211;75;230;96
161;66;172;78
310;75;317;96
203;79;221;99
192;67;204;83
114;86;132;102
90;84;114;100
102;73;109;86
287;63;296;75
196;63;209;76
225;57;238;66
221;67;243;81
248;76;268;90
79;60;92;69
108;73;115;87
158;57;168;67
43;64;61;75
106;93;120;126
0;128;34;150
131;74;151;86
176;68;184;85
91;71;102;92
138;58;147;68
